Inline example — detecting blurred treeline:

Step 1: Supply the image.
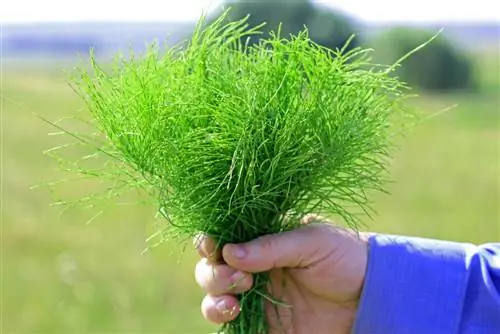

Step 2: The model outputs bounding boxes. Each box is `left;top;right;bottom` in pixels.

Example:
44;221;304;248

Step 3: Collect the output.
209;0;483;93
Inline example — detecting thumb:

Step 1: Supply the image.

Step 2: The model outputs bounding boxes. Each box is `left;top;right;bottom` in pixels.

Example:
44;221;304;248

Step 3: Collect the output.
221;224;332;273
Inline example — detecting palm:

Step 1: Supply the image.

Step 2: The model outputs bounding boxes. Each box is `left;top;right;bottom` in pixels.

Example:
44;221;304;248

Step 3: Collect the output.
263;254;360;334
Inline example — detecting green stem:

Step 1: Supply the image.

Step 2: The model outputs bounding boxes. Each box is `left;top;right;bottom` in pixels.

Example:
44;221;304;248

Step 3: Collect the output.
221;272;271;334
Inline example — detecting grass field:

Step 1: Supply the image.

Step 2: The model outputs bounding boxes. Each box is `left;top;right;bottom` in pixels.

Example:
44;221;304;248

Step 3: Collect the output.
2;49;499;333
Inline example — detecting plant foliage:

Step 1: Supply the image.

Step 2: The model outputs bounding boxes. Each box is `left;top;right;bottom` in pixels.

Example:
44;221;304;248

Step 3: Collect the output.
46;10;422;334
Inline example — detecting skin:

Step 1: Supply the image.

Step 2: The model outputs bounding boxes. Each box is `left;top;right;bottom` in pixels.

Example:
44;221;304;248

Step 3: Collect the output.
194;215;369;334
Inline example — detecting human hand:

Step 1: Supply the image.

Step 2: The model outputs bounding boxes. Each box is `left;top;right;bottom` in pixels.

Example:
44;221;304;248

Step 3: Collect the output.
194;215;369;333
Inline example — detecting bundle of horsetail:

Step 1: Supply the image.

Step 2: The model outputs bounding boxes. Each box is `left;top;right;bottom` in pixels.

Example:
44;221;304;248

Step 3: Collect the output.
45;10;427;334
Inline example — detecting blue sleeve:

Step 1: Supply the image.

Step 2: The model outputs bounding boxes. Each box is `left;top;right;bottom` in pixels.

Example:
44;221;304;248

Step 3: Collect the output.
352;234;500;334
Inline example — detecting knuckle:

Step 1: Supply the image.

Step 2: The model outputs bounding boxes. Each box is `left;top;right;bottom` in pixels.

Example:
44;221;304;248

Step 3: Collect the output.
260;235;276;255
258;234;278;268
194;258;209;288
201;295;239;325
201;295;220;324
200;235;218;259
196;261;237;295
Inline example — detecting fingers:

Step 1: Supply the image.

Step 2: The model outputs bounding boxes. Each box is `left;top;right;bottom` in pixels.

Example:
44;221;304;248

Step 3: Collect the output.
192;214;327;261
194;224;335;274
222;224;335;273
201;294;240;324
195;258;253;295
194;235;248;325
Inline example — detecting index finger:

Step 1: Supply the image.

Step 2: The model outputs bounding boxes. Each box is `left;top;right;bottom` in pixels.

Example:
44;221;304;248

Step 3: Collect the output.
194;234;223;262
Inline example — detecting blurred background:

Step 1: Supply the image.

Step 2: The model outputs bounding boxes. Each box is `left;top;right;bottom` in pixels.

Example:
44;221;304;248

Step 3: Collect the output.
2;0;499;333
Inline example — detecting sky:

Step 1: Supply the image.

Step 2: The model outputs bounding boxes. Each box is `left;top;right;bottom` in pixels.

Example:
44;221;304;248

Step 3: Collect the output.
1;0;499;24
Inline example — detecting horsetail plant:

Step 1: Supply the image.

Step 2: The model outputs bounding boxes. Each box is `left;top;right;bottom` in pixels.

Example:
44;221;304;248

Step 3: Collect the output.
44;9;432;334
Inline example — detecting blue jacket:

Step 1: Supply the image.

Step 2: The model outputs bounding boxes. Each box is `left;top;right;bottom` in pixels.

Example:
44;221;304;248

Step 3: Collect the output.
353;234;500;334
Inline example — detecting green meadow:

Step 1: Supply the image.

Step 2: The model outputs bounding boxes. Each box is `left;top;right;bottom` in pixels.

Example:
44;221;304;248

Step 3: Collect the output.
2;49;499;333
